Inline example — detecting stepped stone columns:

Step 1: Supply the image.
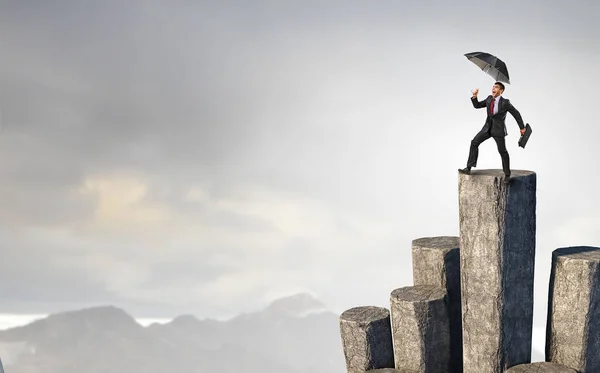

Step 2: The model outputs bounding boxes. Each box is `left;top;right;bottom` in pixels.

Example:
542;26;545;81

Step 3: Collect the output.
545;246;600;372
505;362;577;372
340;306;395;373
458;169;536;372
411;236;461;373
390;285;450;373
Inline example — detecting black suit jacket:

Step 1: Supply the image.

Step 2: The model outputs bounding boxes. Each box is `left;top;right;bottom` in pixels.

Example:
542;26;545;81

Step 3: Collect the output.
471;95;525;137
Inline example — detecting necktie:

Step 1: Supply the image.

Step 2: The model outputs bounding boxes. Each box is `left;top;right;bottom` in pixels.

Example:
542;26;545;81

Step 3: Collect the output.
490;99;495;116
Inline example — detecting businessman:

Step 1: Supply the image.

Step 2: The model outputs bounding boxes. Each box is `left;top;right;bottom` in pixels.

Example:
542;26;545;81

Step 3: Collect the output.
458;81;526;180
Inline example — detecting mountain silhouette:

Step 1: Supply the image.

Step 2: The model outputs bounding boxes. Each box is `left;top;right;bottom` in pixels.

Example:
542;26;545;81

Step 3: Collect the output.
0;293;345;373
263;293;326;316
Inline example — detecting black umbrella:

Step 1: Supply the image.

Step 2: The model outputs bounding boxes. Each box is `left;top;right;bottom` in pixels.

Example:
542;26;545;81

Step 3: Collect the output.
464;51;510;84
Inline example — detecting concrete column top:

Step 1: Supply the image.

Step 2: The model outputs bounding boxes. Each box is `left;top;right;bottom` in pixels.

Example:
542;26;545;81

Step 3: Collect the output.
459;169;535;178
552;246;600;262
390;285;446;302
412;236;459;250
340;306;390;325
505;361;577;372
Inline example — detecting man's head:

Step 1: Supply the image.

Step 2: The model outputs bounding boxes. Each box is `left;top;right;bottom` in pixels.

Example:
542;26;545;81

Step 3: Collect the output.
492;82;505;97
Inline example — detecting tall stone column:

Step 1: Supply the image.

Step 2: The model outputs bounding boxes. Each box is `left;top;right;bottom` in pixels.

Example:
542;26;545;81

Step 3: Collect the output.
339;306;395;373
458;169;536;372
545;246;600;372
412;236;461;373
389;285;450;372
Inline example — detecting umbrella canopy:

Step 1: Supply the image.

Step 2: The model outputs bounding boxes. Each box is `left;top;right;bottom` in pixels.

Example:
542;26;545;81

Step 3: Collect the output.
464;51;510;84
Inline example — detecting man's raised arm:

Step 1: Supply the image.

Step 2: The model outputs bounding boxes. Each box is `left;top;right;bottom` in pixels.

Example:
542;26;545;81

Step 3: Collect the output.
470;88;486;108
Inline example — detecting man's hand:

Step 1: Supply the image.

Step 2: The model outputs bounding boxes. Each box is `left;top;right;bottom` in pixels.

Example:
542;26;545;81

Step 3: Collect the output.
471;88;479;98
520;128;526;136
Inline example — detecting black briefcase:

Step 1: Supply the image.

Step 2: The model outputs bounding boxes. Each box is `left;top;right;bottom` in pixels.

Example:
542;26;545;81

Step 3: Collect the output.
518;123;532;148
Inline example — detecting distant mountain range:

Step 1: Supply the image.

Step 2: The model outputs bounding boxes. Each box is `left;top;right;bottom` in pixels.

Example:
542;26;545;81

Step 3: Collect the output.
0;293;345;373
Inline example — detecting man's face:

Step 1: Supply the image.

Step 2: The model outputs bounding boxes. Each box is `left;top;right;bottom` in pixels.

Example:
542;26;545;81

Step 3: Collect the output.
491;84;504;97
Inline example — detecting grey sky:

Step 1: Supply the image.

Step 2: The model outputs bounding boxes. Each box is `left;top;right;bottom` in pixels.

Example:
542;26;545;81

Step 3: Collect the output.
1;1;599;352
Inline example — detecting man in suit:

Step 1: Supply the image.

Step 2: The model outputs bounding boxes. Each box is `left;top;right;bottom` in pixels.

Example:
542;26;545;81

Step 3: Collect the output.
458;81;526;180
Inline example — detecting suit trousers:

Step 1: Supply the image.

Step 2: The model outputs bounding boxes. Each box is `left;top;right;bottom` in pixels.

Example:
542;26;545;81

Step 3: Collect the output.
466;129;510;176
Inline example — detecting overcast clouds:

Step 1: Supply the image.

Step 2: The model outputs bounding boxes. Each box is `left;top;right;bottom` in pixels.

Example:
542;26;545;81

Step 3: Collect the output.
1;1;599;350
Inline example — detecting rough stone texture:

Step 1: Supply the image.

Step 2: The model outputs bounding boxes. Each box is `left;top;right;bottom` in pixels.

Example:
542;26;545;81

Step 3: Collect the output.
367;369;419;373
340;306;395;373
545;246;600;372
389;285;450;373
411;236;461;373
505;362;577;372
458;169;536;373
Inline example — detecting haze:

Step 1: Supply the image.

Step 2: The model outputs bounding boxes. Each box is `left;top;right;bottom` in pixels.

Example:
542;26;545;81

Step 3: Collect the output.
1;0;599;369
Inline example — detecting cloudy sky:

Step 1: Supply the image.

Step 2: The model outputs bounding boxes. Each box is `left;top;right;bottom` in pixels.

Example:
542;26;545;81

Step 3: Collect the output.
1;0;599;349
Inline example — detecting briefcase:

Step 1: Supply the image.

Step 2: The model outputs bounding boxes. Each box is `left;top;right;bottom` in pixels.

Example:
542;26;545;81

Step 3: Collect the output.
518;123;532;148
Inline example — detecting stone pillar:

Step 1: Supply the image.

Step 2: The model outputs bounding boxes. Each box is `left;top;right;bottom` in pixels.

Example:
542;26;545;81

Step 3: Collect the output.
411;236;461;373
505;362;577;372
389;285;450;373
339;306;395;373
458;169;536;372
545;246;600;372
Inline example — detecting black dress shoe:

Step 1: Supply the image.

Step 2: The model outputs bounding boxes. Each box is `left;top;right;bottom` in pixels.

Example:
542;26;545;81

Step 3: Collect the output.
504;174;511;184
458;167;471;174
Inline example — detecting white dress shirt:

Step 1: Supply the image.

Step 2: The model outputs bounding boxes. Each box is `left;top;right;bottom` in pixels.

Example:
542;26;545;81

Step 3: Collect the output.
491;95;501;115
